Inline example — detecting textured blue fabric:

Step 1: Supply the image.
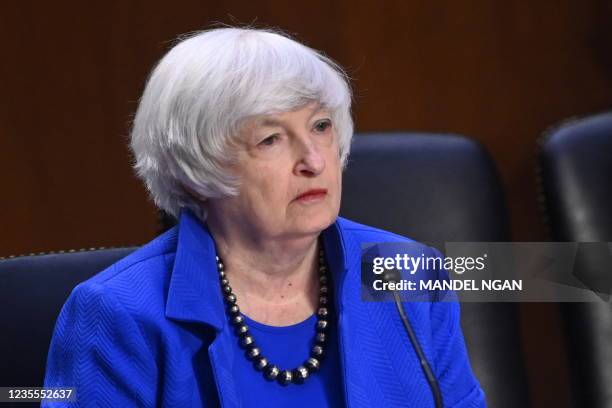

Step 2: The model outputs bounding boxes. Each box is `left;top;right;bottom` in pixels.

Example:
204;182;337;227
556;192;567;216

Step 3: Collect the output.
43;209;486;407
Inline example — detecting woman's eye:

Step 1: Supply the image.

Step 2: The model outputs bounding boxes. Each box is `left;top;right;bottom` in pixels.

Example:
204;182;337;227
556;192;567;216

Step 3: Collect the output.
314;119;332;133
258;134;279;147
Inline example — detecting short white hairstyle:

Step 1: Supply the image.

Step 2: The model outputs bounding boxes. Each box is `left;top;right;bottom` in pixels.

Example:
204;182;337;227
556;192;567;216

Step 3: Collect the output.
130;27;354;221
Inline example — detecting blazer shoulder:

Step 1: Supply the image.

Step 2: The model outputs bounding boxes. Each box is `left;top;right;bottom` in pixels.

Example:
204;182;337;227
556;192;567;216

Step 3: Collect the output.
72;227;179;317
86;227;178;285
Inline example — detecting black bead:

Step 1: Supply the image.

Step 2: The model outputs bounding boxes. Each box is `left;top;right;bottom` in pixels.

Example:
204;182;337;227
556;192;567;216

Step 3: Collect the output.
265;365;280;380
219;270;226;278
225;293;237;303
232;315;244;325
254;356;268;371
241;335;254;347
235;324;249;336
316;332;326;344
320;286;328;294
220;278;229;286
317;307;328;317
222;285;232;294
319;275;328;284
278;370;293;385
228;304;240;315
305;357;320;372
312;345;324;357
246;347;260;360
293;366;309;383
317;320;328;331
319;296;328;305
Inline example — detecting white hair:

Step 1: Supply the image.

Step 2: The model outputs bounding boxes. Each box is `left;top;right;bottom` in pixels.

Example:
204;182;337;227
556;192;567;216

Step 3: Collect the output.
130;27;354;221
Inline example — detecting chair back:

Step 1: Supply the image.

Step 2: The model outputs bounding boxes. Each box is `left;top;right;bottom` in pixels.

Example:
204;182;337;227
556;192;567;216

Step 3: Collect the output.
0;248;136;388
341;132;530;408
538;113;612;408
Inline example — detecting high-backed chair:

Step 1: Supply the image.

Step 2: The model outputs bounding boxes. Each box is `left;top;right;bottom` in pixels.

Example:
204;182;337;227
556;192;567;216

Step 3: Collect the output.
0;247;135;394
538;112;612;408
341;132;530;408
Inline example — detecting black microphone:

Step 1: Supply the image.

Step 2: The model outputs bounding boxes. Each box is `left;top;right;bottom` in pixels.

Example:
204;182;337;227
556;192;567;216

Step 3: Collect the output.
381;268;443;408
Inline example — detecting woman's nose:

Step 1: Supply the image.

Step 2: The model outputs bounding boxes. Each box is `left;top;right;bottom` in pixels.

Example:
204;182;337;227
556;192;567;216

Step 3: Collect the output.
294;140;325;177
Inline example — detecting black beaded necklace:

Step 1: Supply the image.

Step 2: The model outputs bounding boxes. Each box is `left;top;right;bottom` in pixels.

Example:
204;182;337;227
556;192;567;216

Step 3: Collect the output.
215;246;330;386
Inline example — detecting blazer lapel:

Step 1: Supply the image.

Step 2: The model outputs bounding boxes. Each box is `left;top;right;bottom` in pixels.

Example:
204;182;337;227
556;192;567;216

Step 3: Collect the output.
323;220;372;407
165;209;240;407
328;219;420;407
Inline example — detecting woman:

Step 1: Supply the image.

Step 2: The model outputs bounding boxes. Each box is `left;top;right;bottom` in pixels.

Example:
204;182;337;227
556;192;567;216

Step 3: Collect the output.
44;27;485;407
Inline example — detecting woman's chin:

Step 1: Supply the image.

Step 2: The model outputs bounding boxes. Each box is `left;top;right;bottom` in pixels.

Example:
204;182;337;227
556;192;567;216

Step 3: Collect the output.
288;212;336;237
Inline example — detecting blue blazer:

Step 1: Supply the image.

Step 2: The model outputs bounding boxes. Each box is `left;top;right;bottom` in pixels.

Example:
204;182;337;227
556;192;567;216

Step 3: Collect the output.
44;210;486;407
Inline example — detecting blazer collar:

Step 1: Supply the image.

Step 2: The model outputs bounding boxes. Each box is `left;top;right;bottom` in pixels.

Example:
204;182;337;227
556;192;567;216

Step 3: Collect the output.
165;209;350;331
165;209;226;330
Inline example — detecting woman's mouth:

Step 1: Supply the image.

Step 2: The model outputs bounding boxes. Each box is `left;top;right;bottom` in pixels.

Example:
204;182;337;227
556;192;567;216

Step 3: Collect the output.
294;188;328;203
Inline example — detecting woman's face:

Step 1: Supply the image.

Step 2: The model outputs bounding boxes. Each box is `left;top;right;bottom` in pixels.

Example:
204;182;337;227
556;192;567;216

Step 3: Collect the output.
212;102;342;241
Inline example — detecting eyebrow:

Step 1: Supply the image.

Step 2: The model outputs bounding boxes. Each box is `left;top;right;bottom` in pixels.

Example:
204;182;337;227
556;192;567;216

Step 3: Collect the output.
257;117;284;127
255;106;329;128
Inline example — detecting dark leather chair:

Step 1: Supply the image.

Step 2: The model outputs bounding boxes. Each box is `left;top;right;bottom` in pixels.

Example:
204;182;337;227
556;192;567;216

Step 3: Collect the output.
0;247;135;393
341;133;530;408
538;112;612;408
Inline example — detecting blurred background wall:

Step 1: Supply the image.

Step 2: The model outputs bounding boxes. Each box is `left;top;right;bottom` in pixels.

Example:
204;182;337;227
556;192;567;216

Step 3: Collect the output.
1;1;611;406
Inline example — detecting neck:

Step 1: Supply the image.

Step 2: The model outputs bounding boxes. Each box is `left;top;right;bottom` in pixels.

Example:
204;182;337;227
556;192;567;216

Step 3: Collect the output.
206;216;321;325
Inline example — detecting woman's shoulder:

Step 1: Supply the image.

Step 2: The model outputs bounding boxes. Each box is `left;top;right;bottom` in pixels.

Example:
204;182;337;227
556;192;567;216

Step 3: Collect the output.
89;227;177;282
67;227;180;322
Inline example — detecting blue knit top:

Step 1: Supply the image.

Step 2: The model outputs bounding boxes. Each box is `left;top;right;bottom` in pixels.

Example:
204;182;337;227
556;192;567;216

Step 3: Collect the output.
230;313;344;407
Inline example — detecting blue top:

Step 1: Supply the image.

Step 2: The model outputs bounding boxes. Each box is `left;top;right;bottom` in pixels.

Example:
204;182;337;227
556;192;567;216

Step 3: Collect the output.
43;209;486;407
231;313;344;407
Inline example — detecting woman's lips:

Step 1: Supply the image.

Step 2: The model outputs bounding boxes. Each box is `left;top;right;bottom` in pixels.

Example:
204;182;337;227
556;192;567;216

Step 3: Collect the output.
294;189;328;203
